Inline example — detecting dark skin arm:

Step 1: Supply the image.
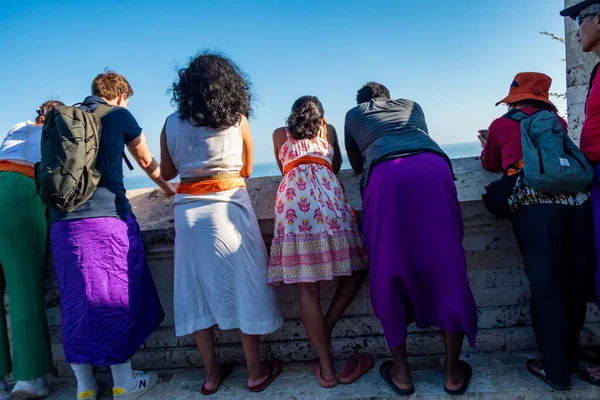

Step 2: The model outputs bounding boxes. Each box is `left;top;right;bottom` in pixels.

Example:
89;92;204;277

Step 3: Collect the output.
272;127;287;174
344;119;364;174
347;150;364;174
240;115;253;178
159;120;179;181
326;123;343;173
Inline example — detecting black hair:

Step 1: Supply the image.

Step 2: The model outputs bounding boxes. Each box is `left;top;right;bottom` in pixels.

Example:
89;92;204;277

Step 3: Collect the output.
509;99;554;111
356;82;391;104
171;50;252;129
286;96;324;140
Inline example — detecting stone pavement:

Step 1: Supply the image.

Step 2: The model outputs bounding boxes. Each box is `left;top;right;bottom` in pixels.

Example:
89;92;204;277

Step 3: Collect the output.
10;352;600;399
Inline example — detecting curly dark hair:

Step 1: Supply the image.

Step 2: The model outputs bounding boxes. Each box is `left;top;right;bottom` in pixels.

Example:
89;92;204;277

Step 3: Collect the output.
356;82;391;104
171;51;252;129
286;96;324;140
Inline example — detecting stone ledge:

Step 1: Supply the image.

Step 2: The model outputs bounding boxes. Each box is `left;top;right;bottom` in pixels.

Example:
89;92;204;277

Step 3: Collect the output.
127;156;501;247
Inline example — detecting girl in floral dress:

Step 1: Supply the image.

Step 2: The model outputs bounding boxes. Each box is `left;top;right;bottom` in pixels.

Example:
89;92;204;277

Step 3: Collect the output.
269;96;371;387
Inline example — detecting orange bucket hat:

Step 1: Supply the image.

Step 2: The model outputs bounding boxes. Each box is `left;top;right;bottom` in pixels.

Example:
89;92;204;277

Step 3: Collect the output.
496;72;558;112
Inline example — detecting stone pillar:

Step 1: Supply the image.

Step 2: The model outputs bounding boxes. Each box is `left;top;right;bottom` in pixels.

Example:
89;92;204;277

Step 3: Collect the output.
565;0;598;142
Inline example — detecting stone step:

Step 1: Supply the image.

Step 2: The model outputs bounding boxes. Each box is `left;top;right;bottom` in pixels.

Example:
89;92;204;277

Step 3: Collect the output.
41;304;600;346
48;324;600;374
23;352;600;399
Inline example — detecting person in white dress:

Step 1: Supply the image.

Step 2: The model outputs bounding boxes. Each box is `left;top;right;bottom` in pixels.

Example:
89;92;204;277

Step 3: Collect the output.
160;51;283;395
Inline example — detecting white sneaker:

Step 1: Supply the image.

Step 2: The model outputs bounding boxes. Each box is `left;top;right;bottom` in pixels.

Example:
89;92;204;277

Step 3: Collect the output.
0;378;11;400
112;371;158;400
11;378;49;399
76;386;97;399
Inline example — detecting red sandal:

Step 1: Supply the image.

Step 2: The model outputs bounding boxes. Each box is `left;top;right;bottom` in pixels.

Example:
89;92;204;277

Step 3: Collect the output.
248;358;283;393
201;363;235;395
339;353;375;384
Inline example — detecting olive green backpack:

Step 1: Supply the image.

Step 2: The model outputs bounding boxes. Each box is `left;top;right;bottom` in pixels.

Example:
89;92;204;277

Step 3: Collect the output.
35;104;114;212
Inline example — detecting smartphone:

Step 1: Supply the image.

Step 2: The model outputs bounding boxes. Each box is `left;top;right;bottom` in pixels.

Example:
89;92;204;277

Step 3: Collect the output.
478;129;489;140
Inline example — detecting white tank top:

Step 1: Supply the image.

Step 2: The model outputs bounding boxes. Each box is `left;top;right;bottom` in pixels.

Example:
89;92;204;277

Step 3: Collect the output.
165;112;243;179
0;121;42;165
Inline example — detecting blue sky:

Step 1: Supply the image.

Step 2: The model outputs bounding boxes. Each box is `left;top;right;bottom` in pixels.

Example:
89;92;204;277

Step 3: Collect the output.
0;0;569;173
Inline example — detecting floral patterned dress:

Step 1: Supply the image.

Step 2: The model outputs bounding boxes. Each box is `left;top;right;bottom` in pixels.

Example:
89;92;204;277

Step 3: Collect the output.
268;131;368;285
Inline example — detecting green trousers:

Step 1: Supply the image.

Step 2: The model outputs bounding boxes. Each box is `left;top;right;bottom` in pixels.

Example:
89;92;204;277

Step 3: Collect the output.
0;171;53;380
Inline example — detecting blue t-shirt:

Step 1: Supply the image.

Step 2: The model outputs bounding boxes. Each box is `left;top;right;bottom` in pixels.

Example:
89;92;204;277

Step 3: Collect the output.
50;96;142;222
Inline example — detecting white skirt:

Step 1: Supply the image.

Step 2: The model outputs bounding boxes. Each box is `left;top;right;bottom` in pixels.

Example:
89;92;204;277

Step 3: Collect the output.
173;188;283;337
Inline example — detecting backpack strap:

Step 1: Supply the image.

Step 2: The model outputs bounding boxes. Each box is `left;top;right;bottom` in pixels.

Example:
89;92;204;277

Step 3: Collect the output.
106;151;135;172
122;151;134;171
90;104;135;171
92;103;114;119
505;109;530;123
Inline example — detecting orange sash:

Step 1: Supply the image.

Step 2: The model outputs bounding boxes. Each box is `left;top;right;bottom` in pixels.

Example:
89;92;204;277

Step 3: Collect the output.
283;156;333;175
506;160;524;177
0;160;34;179
176;177;246;195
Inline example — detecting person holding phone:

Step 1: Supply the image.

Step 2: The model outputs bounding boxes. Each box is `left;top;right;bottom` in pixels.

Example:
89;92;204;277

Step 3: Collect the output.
480;72;593;390
477;130;488;147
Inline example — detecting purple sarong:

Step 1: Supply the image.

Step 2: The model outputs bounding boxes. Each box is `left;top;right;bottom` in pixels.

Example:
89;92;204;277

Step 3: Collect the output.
50;214;164;366
362;152;477;349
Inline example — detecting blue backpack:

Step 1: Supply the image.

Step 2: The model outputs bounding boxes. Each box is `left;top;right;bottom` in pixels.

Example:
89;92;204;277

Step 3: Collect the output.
509;110;593;194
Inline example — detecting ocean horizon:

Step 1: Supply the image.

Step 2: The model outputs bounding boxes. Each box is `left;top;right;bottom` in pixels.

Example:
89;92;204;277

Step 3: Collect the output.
124;141;482;190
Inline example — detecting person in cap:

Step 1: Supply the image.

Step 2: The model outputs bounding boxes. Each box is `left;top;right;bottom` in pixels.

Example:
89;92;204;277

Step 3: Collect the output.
345;82;477;396
480;72;593;390
561;0;600;386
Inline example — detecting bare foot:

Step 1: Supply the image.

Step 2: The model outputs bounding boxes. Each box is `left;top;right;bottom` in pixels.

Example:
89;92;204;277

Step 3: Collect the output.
586;366;600;380
444;359;467;392
319;358;337;381
390;362;413;391
528;359;542;373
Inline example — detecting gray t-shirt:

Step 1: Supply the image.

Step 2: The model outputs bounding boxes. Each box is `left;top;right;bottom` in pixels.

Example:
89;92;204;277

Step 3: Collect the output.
344;97;451;188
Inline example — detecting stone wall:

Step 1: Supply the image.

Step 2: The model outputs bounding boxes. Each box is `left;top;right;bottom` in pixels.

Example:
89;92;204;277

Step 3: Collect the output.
26;157;600;376
565;0;598;142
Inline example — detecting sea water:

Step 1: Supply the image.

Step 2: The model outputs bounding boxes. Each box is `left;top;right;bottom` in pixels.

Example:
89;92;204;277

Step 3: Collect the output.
123;141;482;190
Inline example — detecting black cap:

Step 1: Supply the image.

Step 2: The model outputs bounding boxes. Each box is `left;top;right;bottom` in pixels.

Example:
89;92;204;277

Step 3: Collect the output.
560;0;600;19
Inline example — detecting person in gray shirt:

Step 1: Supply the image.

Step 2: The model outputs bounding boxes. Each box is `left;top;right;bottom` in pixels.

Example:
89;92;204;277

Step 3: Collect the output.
344;82;452;189
344;82;477;396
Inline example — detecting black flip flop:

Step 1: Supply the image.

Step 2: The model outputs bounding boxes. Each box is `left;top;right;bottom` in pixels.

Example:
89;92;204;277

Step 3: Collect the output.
581;368;600;386
444;360;473;396
379;360;415;396
526;359;571;391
